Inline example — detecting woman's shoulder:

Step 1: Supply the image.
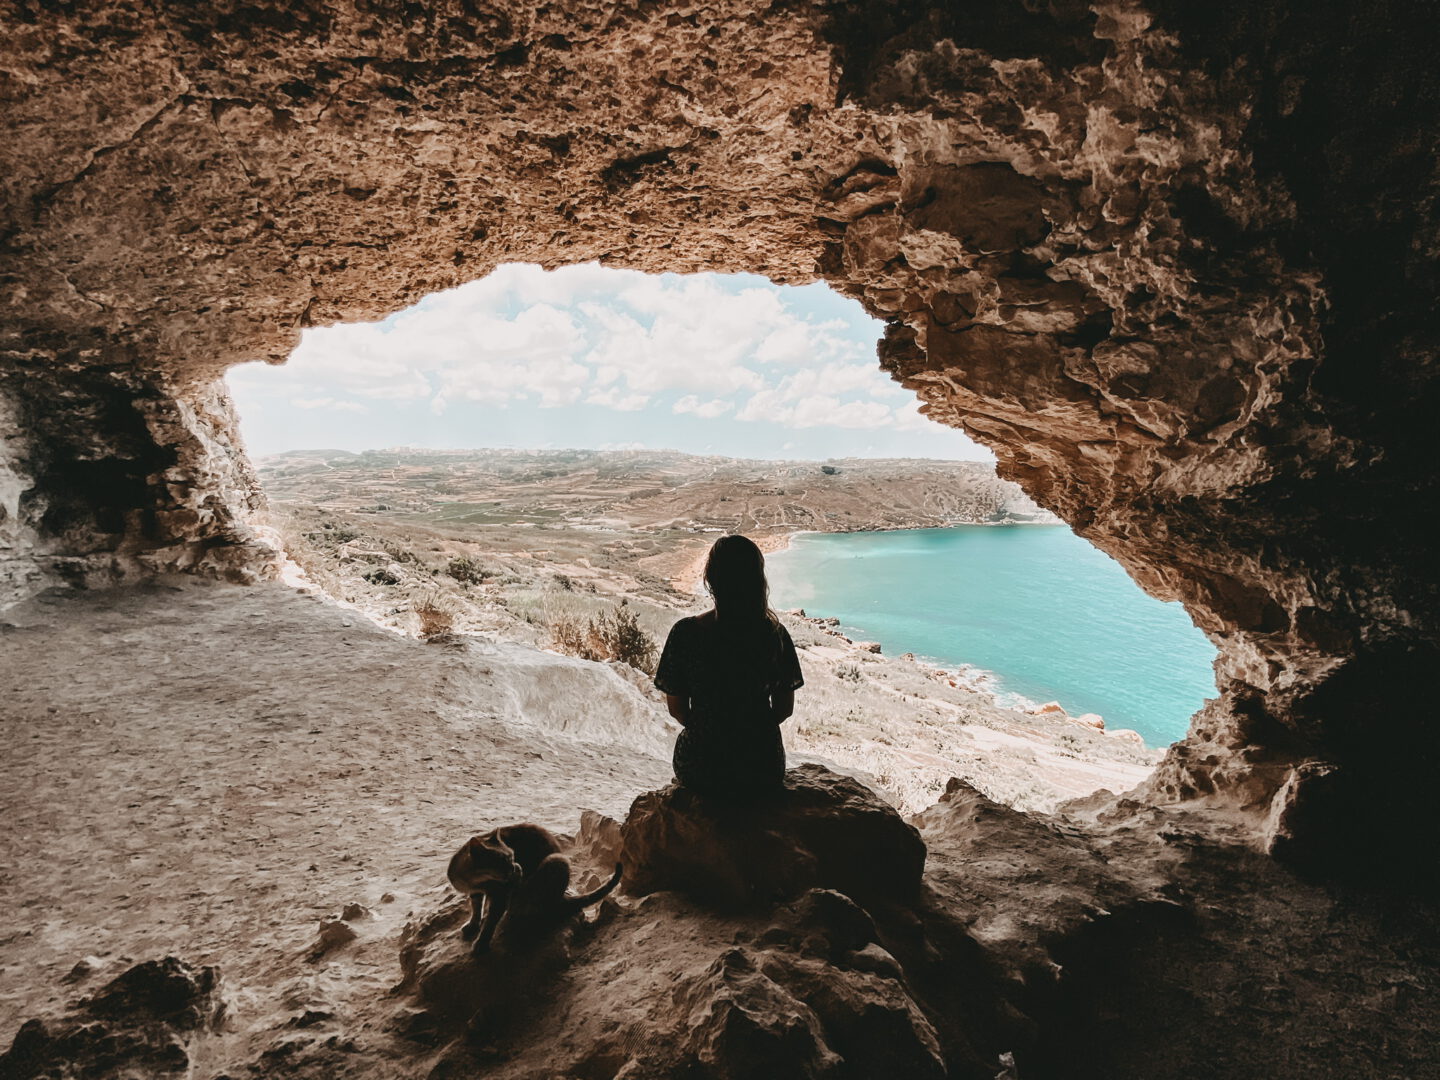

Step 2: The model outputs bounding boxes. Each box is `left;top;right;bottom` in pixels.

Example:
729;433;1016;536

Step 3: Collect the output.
669;611;714;635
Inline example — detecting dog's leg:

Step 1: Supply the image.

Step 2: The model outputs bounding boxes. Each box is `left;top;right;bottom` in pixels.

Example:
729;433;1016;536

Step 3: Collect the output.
473;885;508;956
460;892;485;940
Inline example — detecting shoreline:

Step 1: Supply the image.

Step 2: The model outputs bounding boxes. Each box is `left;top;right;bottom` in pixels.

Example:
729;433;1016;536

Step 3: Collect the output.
672;528;1079;733
757;526;1192;749
667;518;1064;595
671;529;801;595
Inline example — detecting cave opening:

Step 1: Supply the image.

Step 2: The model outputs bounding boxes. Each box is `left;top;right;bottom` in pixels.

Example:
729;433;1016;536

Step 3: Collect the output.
3;2;1439;1074
223;261;1219;812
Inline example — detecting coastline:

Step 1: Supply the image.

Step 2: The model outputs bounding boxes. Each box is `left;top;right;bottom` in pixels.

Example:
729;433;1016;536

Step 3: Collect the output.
757;523;1212;748
667;518;1062;596
678;526;1104;732
671;529;801;595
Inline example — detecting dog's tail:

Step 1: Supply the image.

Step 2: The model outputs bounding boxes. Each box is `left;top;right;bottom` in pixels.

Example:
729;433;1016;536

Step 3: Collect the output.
565;863;623;915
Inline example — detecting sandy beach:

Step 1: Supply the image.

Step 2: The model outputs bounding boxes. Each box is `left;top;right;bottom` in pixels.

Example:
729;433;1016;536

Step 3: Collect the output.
669;529;797;595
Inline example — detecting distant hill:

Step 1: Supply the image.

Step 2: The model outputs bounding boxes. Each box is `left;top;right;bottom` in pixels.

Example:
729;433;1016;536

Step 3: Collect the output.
255;447;1061;532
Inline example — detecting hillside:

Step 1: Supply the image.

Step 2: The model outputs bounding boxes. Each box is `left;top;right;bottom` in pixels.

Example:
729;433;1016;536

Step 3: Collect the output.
256;447;1060;533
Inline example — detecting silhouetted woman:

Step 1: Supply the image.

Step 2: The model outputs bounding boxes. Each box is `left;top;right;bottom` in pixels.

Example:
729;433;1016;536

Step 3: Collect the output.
654;534;804;799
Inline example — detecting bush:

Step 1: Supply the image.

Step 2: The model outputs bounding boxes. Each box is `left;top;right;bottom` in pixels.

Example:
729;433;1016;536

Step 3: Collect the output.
381;540;423;566
549;599;657;673
446;554;488;586
596;600;657;672
305;522;362;546
413;594;456;638
836;664;863;683
550;613;592;659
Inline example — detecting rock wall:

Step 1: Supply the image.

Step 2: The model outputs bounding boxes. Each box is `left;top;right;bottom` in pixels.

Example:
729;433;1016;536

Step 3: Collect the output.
2;0;1436;879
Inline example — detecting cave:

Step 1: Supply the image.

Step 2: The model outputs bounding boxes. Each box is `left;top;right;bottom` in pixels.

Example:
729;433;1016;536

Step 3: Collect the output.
2;1;1438;1076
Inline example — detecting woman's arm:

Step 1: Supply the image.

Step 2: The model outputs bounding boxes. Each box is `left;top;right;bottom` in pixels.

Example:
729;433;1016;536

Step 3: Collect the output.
770;689;795;725
665;693;691;726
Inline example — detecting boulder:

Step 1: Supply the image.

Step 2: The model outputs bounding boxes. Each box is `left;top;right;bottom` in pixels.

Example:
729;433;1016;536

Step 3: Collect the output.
1;957;224;1080
310;916;359;961
1105;728;1145;745
662;890;947;1080
620;764;926;910
1072;713;1105;730
1031;701;1067;716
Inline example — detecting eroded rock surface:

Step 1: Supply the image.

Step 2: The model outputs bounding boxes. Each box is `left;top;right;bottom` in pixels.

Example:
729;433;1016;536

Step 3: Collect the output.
2;0;1436;873
0;957;224;1079
620;764;926;909
392;778;976;1079
0;581;1436;1077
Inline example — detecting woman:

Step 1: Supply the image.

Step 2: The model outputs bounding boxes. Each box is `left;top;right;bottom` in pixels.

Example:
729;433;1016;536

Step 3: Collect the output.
654;534;804;799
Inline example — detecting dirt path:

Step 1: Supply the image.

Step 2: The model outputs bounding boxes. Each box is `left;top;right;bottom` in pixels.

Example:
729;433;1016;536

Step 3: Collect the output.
0;579;671;1042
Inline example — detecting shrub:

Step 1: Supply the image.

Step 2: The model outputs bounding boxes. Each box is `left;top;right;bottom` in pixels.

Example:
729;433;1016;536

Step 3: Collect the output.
550;613;592;659
413;593;456;638
381;540;423;566
549;599;657;673
836;664;863;683
305;523;361;546
594;600;657;673
363;566;401;586
446;554;488;586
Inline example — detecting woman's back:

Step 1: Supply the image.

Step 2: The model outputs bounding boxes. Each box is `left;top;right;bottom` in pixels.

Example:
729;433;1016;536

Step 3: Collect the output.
655;534;804;798
655;610;802;719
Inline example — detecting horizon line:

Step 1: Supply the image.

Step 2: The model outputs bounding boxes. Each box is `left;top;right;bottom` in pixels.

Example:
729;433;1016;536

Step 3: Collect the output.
253;444;996;465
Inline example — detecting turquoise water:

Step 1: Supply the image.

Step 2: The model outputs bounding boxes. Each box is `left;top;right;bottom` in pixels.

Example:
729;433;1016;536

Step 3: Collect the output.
767;527;1217;747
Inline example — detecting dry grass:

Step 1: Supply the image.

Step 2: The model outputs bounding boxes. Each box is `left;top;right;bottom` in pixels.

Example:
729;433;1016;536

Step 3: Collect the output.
550;599;657;673
412;593;456;638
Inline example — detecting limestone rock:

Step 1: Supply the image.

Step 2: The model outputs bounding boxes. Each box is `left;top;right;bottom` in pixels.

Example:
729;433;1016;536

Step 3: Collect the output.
654;889;958;1079
79;957;224;1032
675;946;844;1079
0;957;223;1079
620;764;926;910
309;916;359;961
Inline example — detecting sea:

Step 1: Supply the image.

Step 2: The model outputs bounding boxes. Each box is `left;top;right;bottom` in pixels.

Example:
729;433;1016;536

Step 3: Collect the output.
766;526;1218;747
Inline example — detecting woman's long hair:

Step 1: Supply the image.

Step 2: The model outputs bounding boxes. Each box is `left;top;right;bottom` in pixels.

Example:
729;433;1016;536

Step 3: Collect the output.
704;534;773;624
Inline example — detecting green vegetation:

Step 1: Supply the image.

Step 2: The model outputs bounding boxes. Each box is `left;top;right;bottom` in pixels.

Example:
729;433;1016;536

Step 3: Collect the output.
445;554;488;586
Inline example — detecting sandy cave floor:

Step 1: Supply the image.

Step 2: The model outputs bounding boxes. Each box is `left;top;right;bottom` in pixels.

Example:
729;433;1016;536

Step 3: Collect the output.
2;579;1440;1079
0;577;673;1044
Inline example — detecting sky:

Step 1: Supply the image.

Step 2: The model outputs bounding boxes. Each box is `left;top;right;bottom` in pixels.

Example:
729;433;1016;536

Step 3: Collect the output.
226;262;991;461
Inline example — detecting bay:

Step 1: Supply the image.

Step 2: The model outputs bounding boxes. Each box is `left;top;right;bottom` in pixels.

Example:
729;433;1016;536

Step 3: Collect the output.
767;526;1217;747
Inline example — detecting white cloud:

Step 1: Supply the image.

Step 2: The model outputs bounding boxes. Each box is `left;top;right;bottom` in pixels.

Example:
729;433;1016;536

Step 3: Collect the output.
231;263;945;444
586;387;651;411
673;395;735;419
290;396;369;413
736;390;902;430
890;400;937;431
767;363;900;402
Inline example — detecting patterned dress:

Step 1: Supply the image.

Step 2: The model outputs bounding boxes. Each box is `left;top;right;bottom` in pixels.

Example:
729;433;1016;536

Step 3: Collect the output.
654;612;805;798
